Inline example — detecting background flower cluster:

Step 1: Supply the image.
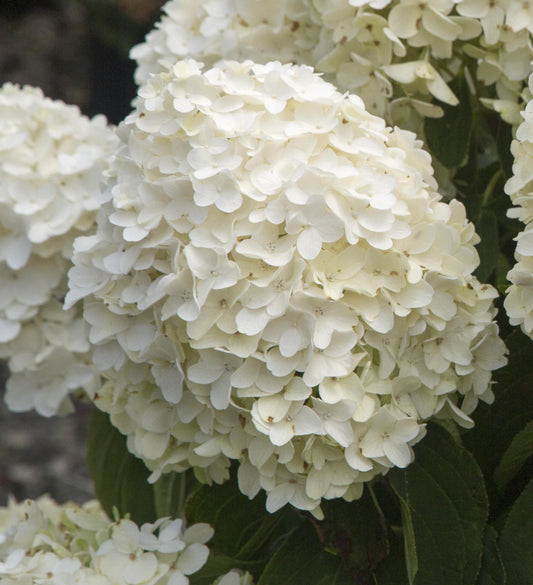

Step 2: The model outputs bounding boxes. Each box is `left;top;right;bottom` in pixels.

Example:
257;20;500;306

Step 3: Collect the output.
0;495;253;585
132;0;533;131
0;83;117;417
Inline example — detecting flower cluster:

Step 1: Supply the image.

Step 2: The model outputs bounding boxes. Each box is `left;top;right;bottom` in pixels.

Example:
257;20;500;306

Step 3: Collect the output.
0;83;118;416
131;0;533;131
131;0;319;90
504;72;533;337
66;60;507;516
0;496;215;585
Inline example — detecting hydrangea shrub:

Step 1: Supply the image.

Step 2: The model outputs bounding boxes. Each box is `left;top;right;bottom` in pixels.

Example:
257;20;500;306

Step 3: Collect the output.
1;0;533;583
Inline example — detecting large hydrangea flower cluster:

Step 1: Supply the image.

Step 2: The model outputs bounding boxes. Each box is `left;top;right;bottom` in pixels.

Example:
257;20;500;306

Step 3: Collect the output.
0;83;118;416
131;0;533;131
504;72;533;336
66;59;507;516
0;496;217;585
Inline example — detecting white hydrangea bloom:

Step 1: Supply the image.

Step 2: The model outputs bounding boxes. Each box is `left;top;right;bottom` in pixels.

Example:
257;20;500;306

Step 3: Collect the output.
0;496;214;585
131;0;533;131
504;72;533;336
67;60;507;517
130;0;319;87
0;83;118;416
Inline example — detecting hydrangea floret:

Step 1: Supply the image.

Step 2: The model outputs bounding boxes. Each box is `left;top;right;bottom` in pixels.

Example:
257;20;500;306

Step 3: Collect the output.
0;83;118;416
0;495;214;585
131;0;533;130
504;71;533;337
65;59;507;517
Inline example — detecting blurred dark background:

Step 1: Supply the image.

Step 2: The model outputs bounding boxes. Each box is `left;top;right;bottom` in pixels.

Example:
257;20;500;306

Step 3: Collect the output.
0;0;165;123
0;0;164;505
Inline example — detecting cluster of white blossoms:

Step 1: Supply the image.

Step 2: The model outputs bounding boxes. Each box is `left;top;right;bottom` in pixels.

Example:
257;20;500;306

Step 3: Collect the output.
504;72;533;337
0;496;219;585
131;0;319;90
0;83;118;416
66;59;507;516
131;0;533;131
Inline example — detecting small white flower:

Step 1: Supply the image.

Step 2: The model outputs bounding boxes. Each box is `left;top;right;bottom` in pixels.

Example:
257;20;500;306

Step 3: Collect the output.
360;407;424;468
184;246;240;304
291;289;361;350
251;393;322;447
312;398;357;447
188;349;242;410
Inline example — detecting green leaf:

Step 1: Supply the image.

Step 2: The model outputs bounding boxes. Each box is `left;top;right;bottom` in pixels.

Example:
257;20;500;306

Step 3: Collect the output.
234;510;293;562
476;526;506;585
320;492;389;580
494;420;533;493
153;471;195;519
395;490;418;584
373;533;410;585
258;521;351;585
475;210;499;282
495;116;514;180
185;469;300;564
389;423;488;585
496;252;513;294
187;479;264;558
86;407;156;524
500;478;533;585
463;331;533;500
424;73;472;169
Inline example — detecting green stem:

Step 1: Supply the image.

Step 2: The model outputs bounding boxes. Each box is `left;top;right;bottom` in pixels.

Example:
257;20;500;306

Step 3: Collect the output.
368;483;385;520
481;168;504;210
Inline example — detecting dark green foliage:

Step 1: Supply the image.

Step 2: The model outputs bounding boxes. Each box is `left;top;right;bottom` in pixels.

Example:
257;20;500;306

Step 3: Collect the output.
86;407;157;524
257;522;351;585
476;527;506;585
320;494;389;581
373;533;410;585
185;473;297;560
389;424;488;585
500;479;533;585
494;420;533;494
424;73;473;169
463;331;533;507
